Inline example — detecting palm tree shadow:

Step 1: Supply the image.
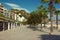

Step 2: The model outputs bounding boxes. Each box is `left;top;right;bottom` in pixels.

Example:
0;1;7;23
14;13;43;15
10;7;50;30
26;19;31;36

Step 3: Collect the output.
38;34;60;40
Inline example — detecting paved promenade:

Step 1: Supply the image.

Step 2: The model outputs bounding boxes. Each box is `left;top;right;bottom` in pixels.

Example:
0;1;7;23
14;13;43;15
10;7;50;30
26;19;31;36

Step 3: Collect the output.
0;25;60;40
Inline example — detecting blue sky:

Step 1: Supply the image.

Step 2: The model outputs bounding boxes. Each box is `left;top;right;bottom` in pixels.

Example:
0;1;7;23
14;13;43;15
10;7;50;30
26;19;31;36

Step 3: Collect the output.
0;0;60;13
0;0;60;20
0;0;41;13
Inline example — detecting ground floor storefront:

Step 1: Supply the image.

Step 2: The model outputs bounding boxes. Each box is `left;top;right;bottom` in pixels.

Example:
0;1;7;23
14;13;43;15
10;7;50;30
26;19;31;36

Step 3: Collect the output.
0;21;20;31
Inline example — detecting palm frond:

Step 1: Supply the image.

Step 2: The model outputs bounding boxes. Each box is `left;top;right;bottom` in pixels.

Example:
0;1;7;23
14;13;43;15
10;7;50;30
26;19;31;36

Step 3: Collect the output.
41;0;49;3
55;0;60;4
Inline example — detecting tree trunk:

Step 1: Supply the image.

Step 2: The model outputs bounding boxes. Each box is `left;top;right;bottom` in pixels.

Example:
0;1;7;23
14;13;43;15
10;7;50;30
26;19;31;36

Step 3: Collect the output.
50;12;53;33
44;17;46;28
40;15;43;30
44;23;45;28
41;23;42;29
56;13;58;30
49;0;53;34
40;18;42;30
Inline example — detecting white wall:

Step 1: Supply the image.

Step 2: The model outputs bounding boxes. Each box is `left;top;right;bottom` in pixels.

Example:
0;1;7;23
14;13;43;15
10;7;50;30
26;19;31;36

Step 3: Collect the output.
15;13;27;22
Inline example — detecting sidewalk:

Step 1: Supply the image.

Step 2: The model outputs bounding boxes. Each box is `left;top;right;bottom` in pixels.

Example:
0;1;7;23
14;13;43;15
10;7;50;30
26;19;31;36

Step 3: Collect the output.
0;25;60;40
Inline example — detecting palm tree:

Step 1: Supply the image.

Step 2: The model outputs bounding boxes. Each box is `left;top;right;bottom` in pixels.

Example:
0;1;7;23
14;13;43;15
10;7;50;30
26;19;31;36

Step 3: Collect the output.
43;11;48;28
41;0;60;34
55;10;60;30
27;12;41;26
38;5;45;30
37;5;48;30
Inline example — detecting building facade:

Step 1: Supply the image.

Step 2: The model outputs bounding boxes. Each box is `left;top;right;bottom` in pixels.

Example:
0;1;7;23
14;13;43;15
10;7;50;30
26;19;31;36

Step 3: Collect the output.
0;3;21;31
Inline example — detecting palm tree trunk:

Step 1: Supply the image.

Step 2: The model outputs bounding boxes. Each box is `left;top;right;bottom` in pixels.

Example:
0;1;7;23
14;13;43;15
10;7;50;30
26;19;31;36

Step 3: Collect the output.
50;11;53;33
56;13;58;30
41;18;43;29
49;0;53;34
44;17;46;28
40;15;43;30
41;23;42;29
44;23;45;28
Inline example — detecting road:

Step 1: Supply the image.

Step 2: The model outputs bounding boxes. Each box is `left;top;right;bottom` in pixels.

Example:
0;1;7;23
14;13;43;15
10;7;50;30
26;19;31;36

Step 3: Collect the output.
0;25;60;40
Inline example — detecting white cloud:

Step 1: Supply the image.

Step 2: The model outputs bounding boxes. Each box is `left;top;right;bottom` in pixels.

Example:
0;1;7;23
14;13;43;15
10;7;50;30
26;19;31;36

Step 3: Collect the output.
5;3;30;13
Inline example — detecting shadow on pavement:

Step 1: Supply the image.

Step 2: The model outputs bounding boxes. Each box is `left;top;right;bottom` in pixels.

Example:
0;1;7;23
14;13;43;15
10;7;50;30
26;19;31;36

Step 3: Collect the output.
38;34;60;40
